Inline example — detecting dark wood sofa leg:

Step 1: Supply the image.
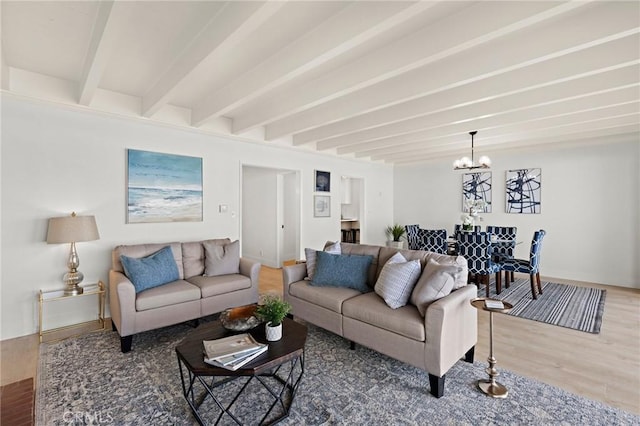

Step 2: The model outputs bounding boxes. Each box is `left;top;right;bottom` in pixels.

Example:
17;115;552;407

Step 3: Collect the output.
111;321;117;332
428;374;445;398
120;335;133;353
464;346;475;363
350;341;356;350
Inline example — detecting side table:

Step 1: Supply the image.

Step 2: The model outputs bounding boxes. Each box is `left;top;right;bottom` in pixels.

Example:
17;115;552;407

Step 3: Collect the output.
39;281;106;342
471;297;513;398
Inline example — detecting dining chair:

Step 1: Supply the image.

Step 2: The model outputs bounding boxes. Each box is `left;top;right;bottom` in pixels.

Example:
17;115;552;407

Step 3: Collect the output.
418;228;448;254
405;224;421;250
500;229;546;300
456;231;503;297
486;226;517;285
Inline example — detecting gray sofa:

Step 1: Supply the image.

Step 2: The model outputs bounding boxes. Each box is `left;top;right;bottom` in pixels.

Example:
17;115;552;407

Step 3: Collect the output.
109;239;260;352
283;242;477;397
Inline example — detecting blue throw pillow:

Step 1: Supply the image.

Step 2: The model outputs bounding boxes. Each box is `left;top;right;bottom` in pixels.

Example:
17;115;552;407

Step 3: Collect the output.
120;246;180;293
311;251;372;292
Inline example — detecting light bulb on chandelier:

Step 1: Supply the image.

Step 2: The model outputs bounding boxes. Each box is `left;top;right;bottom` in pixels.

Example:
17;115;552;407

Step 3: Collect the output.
453;131;490;170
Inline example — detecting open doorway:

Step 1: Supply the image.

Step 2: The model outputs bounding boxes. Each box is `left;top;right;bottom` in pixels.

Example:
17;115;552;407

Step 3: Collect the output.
241;165;300;268
340;176;364;244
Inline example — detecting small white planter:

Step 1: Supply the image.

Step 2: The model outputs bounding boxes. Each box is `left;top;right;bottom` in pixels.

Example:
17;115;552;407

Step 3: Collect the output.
386;240;405;249
265;322;282;341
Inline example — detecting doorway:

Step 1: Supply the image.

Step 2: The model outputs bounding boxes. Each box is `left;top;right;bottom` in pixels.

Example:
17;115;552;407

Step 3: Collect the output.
340;176;364;244
241;165;300;268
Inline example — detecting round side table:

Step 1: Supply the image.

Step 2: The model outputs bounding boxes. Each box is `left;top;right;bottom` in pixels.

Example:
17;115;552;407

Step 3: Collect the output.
471;297;513;398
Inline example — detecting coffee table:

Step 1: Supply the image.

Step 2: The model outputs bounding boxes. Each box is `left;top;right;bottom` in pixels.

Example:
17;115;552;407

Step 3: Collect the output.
175;317;307;425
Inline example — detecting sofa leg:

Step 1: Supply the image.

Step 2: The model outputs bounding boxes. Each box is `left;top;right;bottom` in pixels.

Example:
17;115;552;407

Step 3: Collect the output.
428;374;445;398
111;321;117;332
464;346;475;363
350;341;356;350
120;335;133;353
187;318;199;328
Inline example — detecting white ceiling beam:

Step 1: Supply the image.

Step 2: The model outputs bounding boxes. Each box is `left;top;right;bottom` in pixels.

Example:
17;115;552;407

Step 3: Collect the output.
191;1;435;126
345;87;640;157
392;127;640;165
142;1;285;120
261;2;638;139
297;62;640;147
371;114;640;162
247;1;592;137
78;1;131;106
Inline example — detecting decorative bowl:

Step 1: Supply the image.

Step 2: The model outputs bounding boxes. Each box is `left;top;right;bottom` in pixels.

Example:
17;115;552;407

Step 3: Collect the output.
220;304;260;331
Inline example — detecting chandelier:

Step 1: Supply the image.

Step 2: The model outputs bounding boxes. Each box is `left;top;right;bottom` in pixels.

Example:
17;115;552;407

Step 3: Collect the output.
453;131;491;170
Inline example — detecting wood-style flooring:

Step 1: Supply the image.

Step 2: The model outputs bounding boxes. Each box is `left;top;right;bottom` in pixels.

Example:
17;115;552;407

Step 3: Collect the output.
1;267;638;419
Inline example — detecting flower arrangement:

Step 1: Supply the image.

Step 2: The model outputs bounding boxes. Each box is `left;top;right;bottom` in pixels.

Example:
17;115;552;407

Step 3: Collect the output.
461;199;487;230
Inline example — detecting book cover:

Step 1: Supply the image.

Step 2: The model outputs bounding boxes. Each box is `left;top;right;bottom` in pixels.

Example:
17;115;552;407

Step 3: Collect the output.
205;345;268;370
202;333;265;360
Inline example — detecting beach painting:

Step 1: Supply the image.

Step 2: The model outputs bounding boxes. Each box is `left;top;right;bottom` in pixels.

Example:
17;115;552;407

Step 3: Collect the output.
127;149;203;223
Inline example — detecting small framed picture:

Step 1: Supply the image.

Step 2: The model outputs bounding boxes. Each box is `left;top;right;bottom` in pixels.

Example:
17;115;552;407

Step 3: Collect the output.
314;195;331;217
315;170;331;192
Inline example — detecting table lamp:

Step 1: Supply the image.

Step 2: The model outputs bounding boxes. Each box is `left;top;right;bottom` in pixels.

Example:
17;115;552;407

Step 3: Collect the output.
46;212;100;295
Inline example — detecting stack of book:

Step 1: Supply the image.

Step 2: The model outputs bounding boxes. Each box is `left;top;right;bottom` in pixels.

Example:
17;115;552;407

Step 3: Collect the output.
202;333;268;370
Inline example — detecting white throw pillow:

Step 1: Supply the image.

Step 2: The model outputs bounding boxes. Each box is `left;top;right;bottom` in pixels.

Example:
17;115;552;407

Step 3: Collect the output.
410;258;463;316
374;252;422;309
304;241;341;280
204;240;240;276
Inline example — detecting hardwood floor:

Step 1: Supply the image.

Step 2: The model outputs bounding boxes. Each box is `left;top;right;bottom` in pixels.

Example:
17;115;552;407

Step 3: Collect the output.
2;267;638;417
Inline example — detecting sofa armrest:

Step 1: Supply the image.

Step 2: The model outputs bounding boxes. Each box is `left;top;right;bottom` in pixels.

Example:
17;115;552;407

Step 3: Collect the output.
424;284;478;377
239;257;261;289
108;270;137;337
282;263;307;290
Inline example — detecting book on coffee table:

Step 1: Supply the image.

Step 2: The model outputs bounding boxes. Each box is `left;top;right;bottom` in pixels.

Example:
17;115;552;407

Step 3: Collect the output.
205;345;269;370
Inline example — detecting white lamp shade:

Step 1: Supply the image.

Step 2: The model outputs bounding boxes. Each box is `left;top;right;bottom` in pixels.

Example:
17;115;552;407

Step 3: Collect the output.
46;214;100;244
479;155;491;167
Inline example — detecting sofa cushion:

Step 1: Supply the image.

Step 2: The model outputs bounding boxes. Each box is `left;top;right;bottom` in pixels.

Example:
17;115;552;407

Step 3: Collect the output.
425;253;468;289
182;238;230;278
120;246;180;293
204;240;240;276
374;252;422;309
112;242;183;278
411;259;462;316
311;251;372;292
289;281;363;313
187;274;252;298
135;279;201;311
342;292;425;341
304;241;341;280
332;242;381;287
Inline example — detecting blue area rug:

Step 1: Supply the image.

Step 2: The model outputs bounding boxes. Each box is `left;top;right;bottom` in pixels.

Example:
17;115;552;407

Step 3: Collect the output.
36;320;636;425
479;278;606;333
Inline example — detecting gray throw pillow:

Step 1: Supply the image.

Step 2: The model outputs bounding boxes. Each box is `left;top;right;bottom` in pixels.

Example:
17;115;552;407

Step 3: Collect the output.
304;241;341;280
411;258;463;316
204;240;240;276
374;252;422;309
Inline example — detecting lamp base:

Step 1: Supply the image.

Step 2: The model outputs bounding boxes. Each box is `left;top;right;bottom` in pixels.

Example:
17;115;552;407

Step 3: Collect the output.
63;271;84;295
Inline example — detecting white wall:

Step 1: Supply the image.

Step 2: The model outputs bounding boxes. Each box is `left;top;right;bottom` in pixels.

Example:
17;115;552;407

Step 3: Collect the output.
394;140;640;288
1;95;394;339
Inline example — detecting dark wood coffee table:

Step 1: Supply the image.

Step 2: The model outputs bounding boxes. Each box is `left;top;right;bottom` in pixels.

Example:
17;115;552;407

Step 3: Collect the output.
175;317;307;425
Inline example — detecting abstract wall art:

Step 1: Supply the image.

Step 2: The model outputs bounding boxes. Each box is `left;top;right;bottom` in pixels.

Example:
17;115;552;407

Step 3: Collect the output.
505;168;541;214
314;195;331;217
315;170;331;192
462;172;492;213
127;149;203;223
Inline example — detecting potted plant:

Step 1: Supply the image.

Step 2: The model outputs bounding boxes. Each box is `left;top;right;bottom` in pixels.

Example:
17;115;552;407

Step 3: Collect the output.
385;224;406;249
255;294;292;341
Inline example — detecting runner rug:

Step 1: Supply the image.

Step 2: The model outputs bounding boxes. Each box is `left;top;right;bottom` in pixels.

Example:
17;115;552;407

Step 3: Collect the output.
35;322;636;425
479;278;606;333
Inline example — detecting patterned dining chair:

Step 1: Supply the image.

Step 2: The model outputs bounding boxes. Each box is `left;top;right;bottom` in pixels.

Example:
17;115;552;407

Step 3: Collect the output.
457;231;503;297
405;224;421;250
501;230;546;300
486;225;517;284
418;228;448;254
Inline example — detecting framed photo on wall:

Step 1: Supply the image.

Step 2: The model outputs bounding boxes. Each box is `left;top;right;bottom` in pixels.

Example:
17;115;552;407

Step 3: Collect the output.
505;168;542;214
126;149;203;223
315;170;331;192
462;171;492;213
314;195;331;217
